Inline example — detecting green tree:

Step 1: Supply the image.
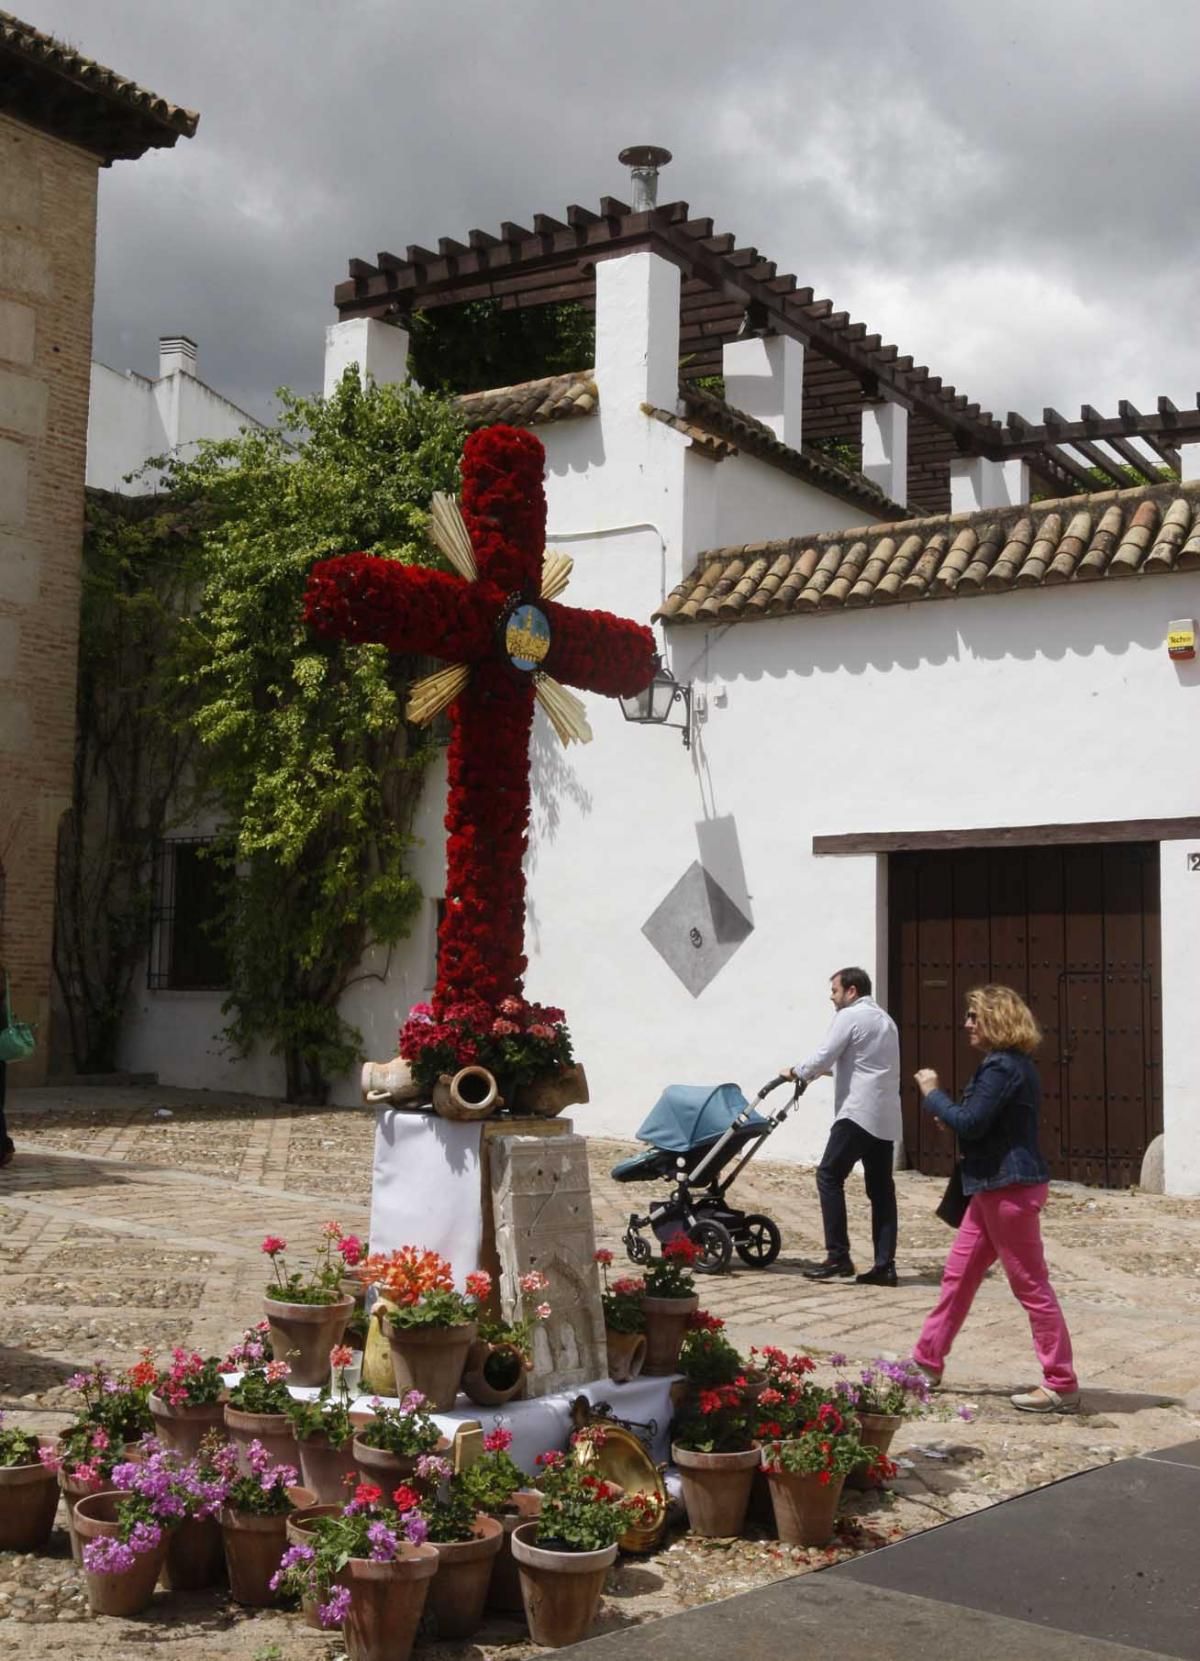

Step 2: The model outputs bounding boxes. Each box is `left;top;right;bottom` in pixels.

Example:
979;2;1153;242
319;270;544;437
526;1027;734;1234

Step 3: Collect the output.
53;491;204;1071
407;299;594;394
165;371;465;1101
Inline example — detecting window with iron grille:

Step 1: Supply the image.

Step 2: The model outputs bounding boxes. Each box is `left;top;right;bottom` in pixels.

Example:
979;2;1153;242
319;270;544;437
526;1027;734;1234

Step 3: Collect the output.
148;837;229;991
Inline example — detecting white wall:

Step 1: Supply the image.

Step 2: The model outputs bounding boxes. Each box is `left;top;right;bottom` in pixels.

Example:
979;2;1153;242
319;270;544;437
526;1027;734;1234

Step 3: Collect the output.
1160;834;1200;1194
87;360;257;493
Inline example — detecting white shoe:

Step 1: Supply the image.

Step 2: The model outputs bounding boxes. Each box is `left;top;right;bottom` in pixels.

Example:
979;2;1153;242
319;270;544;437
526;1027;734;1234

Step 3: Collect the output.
910;1360;943;1392
1011;1385;1080;1414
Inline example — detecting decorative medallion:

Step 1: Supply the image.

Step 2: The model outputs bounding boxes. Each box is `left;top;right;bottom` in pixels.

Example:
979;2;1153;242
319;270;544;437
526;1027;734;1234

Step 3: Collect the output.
503;599;552;673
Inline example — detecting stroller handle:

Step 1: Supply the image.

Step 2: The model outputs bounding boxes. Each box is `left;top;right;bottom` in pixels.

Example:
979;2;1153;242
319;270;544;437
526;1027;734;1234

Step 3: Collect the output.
757;1073;806;1100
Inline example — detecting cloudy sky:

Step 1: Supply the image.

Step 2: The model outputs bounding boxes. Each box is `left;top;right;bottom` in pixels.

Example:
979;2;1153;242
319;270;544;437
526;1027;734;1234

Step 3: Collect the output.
21;0;1200;429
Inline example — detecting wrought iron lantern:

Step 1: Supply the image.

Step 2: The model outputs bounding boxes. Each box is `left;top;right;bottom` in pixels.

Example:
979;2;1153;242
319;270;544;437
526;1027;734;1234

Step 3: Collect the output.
618;658;692;749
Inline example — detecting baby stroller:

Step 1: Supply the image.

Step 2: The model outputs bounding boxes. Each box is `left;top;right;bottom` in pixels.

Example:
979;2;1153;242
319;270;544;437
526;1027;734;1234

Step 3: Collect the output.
610;1074;805;1274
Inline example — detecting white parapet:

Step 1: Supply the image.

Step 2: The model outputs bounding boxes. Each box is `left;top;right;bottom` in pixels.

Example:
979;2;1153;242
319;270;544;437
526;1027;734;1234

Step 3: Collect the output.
323;317;410;399
722;334;804;449
594;250;681;423
950;455;1030;512
861;399;909;505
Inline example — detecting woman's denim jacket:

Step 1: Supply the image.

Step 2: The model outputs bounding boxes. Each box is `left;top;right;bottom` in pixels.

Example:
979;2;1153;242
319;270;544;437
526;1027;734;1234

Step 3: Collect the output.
923;1049;1050;1195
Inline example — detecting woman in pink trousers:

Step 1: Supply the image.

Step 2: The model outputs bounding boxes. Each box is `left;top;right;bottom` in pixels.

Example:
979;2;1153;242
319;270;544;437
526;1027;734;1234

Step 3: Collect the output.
911;985;1079;1413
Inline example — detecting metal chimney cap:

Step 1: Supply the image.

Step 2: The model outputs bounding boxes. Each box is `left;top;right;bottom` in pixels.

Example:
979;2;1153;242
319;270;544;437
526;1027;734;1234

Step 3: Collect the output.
619;145;672;169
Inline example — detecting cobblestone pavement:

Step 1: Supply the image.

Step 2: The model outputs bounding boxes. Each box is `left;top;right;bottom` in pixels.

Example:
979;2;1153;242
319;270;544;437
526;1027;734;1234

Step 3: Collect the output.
2;1085;1198;1660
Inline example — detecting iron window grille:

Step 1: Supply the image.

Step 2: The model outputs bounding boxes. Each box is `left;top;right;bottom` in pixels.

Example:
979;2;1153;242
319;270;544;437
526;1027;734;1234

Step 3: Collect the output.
148;836;230;991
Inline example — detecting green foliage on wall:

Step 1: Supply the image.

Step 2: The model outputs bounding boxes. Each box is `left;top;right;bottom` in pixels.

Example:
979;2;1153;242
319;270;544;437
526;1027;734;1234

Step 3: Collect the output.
406;299;594;394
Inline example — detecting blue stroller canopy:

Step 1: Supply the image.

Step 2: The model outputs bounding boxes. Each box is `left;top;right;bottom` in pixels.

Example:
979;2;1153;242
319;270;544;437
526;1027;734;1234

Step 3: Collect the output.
635;1082;762;1153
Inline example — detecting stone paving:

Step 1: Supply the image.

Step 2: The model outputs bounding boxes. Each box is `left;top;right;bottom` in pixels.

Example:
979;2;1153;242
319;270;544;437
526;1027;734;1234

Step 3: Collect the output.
1;1084;1198;1660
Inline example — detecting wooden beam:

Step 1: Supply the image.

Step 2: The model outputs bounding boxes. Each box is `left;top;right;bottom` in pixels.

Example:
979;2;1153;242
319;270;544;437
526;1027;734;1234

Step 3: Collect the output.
1068;437;1133;488
813;817;1200;856
1106;433;1165;483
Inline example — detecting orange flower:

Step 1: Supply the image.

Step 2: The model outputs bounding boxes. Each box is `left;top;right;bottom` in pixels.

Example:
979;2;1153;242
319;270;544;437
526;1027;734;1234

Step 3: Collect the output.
358;1245;455;1305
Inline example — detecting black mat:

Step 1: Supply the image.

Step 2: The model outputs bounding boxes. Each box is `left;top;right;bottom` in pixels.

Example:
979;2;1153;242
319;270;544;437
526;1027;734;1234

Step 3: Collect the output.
833;1451;1200;1659
551;1575;1174;1660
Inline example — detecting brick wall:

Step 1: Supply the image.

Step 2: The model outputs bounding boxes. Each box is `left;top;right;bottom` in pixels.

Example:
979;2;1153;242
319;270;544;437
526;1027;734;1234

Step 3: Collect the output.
0;112;100;1082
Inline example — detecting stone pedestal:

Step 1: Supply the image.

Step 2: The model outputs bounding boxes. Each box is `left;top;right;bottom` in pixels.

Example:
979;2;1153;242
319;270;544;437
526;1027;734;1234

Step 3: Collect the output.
488;1132;607;1398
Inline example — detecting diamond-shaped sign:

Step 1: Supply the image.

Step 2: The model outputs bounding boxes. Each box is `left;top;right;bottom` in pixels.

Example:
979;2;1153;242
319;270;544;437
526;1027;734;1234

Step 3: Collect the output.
642;861;754;997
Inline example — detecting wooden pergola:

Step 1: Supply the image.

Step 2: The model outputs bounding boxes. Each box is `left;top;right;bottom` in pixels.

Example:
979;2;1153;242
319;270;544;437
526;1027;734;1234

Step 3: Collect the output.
336;195;1199;515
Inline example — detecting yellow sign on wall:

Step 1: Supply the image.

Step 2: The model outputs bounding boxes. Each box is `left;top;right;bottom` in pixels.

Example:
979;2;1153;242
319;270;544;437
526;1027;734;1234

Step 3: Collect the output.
1167;619;1196;660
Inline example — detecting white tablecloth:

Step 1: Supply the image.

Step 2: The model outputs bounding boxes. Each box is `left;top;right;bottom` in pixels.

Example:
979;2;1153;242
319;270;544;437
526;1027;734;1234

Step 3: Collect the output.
249;1373;679;1475
368;1110;483;1279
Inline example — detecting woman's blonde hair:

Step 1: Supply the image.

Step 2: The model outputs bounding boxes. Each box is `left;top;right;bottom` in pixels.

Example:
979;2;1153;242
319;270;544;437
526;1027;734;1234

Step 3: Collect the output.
967;985;1042;1054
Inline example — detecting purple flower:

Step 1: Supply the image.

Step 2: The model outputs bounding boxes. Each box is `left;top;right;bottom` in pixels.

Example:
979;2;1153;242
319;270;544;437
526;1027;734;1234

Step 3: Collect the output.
404;1513;429;1547
400;1390;427;1412
957;1404;976;1422
318;1584;353;1628
367;1520;399;1562
415;1454;452;1482
83;1537;137;1574
828;1353;847;1368
269;1541;315;1592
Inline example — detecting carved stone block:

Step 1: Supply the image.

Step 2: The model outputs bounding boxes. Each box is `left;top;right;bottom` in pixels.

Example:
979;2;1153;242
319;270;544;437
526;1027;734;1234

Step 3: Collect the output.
489;1133;607;1398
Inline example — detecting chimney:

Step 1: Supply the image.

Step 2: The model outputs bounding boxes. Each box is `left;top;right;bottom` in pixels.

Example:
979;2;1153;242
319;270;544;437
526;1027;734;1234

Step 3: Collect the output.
158;335;198;379
618;145;672;212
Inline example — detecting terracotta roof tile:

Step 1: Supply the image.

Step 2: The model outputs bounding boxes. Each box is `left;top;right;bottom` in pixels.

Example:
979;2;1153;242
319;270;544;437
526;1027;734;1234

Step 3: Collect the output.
456;368;597;430
0;10;198;160
656;479;1200;625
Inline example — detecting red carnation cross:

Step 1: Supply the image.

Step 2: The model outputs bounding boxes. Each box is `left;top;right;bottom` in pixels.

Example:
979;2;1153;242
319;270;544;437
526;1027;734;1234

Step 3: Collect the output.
303;424;657;1011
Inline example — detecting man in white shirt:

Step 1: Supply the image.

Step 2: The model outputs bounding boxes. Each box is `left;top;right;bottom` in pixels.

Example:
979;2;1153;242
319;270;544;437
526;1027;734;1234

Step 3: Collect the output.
784;966;902;1287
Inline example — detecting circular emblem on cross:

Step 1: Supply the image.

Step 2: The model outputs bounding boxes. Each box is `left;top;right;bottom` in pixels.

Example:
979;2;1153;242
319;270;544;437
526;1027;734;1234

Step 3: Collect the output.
502;599;552;673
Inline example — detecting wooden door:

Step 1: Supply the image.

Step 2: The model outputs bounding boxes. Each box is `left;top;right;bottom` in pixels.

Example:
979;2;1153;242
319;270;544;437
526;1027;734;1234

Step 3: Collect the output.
888;843;1162;1187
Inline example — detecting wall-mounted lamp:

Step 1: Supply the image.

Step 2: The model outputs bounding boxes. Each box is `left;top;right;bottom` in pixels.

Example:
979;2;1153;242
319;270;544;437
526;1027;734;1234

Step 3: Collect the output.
619;660;693;749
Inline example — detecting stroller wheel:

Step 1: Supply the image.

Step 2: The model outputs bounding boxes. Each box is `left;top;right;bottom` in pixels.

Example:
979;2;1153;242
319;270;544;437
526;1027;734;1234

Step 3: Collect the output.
624;1229;652;1266
735;1213;782;1268
689;1219;733;1275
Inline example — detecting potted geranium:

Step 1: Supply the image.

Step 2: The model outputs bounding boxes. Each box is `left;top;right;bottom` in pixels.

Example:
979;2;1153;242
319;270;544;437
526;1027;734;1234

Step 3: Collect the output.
672;1381;759;1539
463;1268;551;1406
399;995;586;1119
640;1236;701;1375
271;1479;437;1661
594;1250;647;1382
760;1395;872;1547
352;1393;446;1489
829;1354;930;1487
358;1246;489;1408
460;1426;542;1615
288;1357;360;1503
411;1452;503;1640
47;1360;156;1561
212;1437;315;1606
0;1410;58;1552
261;1223;354;1386
511;1429;635;1648
224;1360;297;1473
75;1444;222;1616
148;1348;227;1456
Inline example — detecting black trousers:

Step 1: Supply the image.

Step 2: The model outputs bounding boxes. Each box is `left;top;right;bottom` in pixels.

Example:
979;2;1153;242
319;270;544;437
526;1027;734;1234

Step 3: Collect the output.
0;1058;9;1152
816;1116;897;1270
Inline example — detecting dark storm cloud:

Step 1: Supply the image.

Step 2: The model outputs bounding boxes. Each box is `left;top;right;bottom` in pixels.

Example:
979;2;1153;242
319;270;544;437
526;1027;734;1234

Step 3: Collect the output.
21;0;1200;426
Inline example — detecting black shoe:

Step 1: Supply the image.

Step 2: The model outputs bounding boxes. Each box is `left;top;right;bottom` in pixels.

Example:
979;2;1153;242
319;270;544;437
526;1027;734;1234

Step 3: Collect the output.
855;1264;898;1287
804;1258;855;1281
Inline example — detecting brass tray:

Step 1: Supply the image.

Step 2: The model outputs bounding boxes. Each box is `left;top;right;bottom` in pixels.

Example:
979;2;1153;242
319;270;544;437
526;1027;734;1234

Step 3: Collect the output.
571;1421;668;1553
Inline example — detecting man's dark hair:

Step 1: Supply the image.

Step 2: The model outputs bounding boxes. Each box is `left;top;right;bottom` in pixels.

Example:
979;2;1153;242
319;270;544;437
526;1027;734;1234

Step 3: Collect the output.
834;966;872;998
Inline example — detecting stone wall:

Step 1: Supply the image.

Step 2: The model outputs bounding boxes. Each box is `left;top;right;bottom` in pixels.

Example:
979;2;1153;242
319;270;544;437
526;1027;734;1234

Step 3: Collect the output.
0;111;100;1080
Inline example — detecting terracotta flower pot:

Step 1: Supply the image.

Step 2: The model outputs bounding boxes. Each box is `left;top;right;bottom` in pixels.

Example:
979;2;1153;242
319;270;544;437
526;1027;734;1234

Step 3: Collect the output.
352;1431;450;1489
640;1293;699;1376
386;1320;476;1410
60;1467;118;1564
514;1063;589;1117
161;1514;226;1591
763;1461;846;1547
73;1490;170;1617
427;1513;504;1639
263;1294;354;1387
486;1491;543;1615
223;1402;298;1475
287;1502;341;1628
511;1520;617;1648
297;1428;361;1503
0;1440;59;1551
148;1392;228;1458
672;1443;760;1538
220;1485;315;1606
338;1545;440;1661
461;1338;529;1407
847;1410;904;1489
605;1328;648;1383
